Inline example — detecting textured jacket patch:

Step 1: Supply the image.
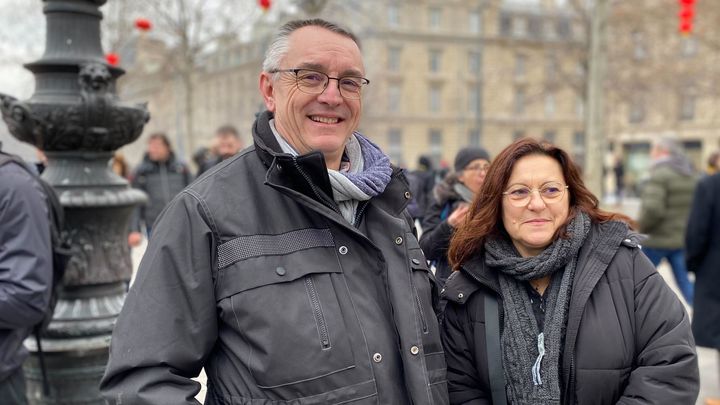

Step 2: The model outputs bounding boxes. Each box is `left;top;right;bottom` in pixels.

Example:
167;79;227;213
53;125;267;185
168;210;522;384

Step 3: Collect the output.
217;228;335;269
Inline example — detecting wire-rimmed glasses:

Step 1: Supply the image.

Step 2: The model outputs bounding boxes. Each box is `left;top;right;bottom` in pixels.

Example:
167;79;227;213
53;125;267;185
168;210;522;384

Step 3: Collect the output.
502;182;568;207
269;68;370;100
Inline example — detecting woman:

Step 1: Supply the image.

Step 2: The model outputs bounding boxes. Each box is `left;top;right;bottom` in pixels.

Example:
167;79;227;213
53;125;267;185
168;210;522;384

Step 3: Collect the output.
441;139;698;404
420;147;490;286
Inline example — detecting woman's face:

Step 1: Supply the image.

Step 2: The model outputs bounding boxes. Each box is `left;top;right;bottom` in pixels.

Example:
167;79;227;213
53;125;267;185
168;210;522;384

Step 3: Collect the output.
501;154;570;257
457;158;490;194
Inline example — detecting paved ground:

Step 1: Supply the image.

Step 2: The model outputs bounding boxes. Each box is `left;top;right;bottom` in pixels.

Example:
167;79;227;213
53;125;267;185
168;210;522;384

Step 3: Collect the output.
129;196;718;404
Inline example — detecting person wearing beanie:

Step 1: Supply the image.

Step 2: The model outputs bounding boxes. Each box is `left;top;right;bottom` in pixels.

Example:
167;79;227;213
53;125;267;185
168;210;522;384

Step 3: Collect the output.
420;147;491;286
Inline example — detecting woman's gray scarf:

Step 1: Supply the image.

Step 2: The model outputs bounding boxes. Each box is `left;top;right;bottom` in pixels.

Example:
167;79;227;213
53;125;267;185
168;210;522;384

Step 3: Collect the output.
484;211;591;405
269;120;392;225
453;182;475;203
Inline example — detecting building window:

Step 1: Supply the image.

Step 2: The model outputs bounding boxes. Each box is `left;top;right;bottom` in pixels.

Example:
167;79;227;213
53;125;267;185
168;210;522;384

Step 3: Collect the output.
546;54;558;82
629;97;645;124
388;84;401;113
679;92;696;121
576;95;585;119
388;46;401;71
500;13;512;36
469;11;481;34
429;129;443;165
515;54;526;78
545;93;556;117
388;5;399;27
556;18;571;39
527;17;542;39
388;128;403;165
681;37;698;57
514;88;526;116
513;130;525;141
429;85;441;113
469;51;481;74
429;49;442;73
573;131;586;167
632;31;647;60
543;130;557;145
469;129;481;147
429;7;442;29
513;17;527;37
469;87;481;116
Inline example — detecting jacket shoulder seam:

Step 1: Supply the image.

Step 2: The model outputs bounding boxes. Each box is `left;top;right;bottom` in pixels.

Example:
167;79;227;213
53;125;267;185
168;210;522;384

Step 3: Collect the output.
182;189;220;242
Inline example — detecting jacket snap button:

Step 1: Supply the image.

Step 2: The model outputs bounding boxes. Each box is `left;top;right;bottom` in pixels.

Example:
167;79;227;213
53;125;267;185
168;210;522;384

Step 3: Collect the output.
395;237;403;245
458;292;464;299
410;346;420;355
275;267;286;276
404;191;411;199
411;258;420;265
276;164;282;171
372;353;383;363
339;246;348;255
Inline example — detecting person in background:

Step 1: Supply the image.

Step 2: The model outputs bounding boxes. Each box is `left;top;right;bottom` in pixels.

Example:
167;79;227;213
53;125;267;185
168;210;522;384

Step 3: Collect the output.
704;150;719;177
406;155;436;226
637;135;698;306
197;125;244;175
127;133;191;247
101;19;448;405
420;147;490;286
441;138;698;405
0;145;53;405
685;170;720;405
111;151;129;179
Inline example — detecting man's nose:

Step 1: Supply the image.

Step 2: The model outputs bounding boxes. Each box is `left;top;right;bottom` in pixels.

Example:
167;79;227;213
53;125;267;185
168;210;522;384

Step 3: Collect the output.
317;79;344;104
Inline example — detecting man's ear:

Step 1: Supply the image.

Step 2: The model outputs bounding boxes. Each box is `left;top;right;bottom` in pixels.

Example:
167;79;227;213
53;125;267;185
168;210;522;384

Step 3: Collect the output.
259;72;276;112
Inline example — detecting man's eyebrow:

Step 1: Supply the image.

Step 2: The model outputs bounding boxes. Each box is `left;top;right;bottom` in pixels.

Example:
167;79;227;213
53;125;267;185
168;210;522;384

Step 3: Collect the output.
295;62;364;77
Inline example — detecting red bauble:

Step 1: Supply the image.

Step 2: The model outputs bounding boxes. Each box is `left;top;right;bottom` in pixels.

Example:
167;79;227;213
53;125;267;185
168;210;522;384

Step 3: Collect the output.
259;0;271;12
134;18;153;31
105;53;120;66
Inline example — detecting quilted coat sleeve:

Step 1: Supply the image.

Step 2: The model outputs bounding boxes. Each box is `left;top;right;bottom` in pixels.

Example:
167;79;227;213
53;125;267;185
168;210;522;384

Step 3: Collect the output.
617;248;699;404
100;190;218;405
441;299;492;405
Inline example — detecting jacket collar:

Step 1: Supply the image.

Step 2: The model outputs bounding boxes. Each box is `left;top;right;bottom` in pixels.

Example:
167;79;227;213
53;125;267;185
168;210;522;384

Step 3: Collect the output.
251;110;410;217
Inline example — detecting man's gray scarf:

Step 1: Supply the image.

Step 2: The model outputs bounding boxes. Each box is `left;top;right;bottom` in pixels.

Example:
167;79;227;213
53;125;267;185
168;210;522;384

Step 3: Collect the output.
484;211;591;405
269;120;392;225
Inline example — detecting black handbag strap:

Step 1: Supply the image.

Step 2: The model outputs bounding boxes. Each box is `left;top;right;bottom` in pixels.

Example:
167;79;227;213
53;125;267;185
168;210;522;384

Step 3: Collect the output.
484;293;508;405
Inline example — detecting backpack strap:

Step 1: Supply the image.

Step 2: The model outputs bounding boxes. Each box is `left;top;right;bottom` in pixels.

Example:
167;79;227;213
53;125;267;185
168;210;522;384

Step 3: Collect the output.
483;293;508;405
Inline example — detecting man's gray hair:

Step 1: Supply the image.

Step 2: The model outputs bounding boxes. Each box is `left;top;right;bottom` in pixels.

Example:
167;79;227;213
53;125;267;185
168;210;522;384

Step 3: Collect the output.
262;19;361;73
652;135;685;157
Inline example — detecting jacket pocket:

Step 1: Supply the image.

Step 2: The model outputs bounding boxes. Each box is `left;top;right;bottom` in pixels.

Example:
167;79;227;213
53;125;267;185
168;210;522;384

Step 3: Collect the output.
215;230;355;389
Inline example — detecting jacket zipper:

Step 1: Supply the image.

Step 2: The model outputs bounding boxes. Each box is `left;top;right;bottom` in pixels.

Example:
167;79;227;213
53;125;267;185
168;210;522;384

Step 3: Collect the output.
411;281;429;334
292;157;341;215
305;276;331;349
353;200;370;227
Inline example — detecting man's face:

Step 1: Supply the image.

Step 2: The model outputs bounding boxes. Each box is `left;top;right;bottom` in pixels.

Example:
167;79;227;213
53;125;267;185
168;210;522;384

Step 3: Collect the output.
260;26;364;165
216;133;242;159
147;137;170;162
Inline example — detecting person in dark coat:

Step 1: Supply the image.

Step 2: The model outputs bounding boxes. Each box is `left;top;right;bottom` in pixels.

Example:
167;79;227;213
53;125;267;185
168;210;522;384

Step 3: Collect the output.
127;133;191;247
686;172;720;405
420;147;490;286
100;19;448;405
406;155;436;224
196;125;244;175
0;148;53;405
441;138;698;405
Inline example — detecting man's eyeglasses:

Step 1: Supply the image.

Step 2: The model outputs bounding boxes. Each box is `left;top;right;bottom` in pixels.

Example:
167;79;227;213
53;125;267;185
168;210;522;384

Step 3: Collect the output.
502;182;568;208
465;163;490;172
269;68;370;100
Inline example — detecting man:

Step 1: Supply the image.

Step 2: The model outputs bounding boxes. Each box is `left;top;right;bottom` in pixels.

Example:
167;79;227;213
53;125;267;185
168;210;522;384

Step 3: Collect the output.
127;133;191;247
100;19;448;405
406;155;436;226
686;169;720;405
0;146;53;405
638;135;697;305
197;124;244;175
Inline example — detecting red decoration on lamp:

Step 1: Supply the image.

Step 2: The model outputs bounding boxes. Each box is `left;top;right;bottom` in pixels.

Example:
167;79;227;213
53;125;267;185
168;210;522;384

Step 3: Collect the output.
678;0;695;35
134;18;153;31
105;53;119;66
258;0;271;12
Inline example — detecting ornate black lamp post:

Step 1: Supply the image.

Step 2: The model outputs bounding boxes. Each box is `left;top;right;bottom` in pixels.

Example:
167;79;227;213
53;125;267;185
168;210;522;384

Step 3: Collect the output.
0;0;148;403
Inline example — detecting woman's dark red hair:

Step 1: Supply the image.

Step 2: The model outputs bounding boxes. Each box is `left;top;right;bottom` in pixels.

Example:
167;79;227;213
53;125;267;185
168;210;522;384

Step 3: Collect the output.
448;138;633;269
